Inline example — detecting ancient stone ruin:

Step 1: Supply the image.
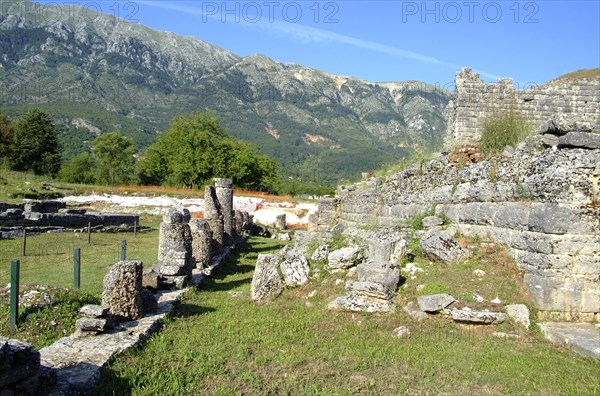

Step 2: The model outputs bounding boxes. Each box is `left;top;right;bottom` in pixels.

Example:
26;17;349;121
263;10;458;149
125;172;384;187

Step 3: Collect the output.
0;199;138;231
308;70;600;323
445;67;600;146
102;260;144;321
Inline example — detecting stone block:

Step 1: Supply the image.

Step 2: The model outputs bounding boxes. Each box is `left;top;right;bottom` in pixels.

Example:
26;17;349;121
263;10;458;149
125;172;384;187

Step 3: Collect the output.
189;219;212;269
356;260;400;291
251;254;283;302
558;131;600;149
451;308;505;324
101;260;143;321
419;229;469;264
346;281;395;301
417;294;456;313
328;294;395;313
142;271;160;290
79;305;108;318
75;318;108;332
327;246;362;270
279;246;309;287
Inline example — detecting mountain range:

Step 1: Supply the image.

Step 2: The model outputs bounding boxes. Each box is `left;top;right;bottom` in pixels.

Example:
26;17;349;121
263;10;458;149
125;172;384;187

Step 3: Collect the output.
0;0;452;184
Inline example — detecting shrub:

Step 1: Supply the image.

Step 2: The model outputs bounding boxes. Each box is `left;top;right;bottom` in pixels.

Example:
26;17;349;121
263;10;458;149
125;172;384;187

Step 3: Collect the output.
480;108;531;155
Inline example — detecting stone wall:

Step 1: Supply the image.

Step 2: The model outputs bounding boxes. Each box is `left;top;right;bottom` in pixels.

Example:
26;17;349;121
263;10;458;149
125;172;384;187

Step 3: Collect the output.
445;67;600;146
309;139;600;322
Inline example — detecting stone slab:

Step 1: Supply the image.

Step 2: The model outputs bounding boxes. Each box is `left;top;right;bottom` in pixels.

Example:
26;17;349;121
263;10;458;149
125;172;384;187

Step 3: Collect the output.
538;322;600;361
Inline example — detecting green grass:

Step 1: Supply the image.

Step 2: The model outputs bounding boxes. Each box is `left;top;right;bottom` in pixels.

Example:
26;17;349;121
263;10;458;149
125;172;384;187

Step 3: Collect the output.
0;222;159;347
550;68;600;83
97;237;600;395
480;108;532;155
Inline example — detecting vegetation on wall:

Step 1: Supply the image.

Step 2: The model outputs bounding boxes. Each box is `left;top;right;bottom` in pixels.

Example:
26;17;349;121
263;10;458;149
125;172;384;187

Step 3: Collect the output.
480;108;531;155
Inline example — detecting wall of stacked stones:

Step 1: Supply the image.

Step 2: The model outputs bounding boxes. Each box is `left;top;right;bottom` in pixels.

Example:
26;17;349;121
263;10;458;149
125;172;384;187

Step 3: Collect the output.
445;67;600;145
309;145;600;321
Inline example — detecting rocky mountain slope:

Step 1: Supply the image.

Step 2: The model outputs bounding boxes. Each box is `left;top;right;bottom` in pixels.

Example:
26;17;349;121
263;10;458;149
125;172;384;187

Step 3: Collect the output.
0;0;451;183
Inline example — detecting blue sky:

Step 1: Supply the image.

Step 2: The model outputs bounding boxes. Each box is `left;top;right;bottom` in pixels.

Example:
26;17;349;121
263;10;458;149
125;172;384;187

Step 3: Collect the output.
37;1;600;86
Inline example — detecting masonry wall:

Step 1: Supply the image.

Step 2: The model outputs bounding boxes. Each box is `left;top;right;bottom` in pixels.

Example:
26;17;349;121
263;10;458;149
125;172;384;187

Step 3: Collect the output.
445;67;600;146
309;143;600;322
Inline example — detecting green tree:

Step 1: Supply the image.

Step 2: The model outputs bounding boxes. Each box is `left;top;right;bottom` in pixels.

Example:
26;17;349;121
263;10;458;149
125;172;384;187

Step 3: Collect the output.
138;111;280;190
0;115;15;161
10;109;62;176
92;131;135;185
58;153;97;184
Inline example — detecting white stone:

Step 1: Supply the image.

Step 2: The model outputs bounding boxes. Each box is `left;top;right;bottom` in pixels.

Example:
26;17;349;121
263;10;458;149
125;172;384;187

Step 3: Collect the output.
505;304;530;329
392;326;412;338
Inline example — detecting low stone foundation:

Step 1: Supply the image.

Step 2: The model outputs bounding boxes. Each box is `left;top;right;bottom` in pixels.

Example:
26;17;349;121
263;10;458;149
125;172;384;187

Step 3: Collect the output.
309;136;599;321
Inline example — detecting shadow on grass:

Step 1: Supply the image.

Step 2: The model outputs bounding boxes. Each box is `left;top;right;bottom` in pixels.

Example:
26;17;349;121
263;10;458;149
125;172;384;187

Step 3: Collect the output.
173;303;217;318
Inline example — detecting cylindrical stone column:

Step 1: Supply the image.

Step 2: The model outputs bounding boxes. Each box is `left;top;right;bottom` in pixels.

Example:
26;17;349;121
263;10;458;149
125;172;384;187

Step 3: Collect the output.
234;210;244;235
156;208;194;279
204;186;224;254
189;218;213;269
214;178;234;246
275;213;287;230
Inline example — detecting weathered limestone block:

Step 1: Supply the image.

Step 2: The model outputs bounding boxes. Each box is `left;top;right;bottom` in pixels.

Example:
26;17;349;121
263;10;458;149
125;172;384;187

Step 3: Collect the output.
346;281;395;301
0;338;42;391
214;178;234;245
189;218;212;269
422;216;443;228
279;246;310;287
417;294;456;313
356;261;400;291
328;295;395;313
142;271;160;290
493;203;530;230
505;304;531;329
23;200;66;213
525;273;600;313
251;254;284;302
75;318;108;332
204;186;224;253
419;229;468;264
558;131;600;149
79;305;108;318
101;260;143;321
451;308;506;324
327;246;362;270
157;213;194;277
528;204;595;235
368;235;407;262
311;245;330;262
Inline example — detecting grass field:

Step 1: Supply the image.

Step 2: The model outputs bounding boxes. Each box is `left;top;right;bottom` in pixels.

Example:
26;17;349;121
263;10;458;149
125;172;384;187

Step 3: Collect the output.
96;237;600;395
0;217;160;347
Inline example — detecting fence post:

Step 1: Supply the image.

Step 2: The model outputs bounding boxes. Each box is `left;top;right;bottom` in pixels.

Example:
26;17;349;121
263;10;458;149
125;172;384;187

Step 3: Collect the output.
133;220;137;238
121;240;126;261
9;260;20;330
21;228;27;256
87;222;91;244
74;247;81;290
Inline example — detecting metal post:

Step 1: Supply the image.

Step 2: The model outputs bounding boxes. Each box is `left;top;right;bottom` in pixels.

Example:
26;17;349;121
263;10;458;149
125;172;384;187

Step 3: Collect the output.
133;220;137;238
74;247;81;290
121;240;126;261
9;260;20;330
21;228;26;256
87;222;91;244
